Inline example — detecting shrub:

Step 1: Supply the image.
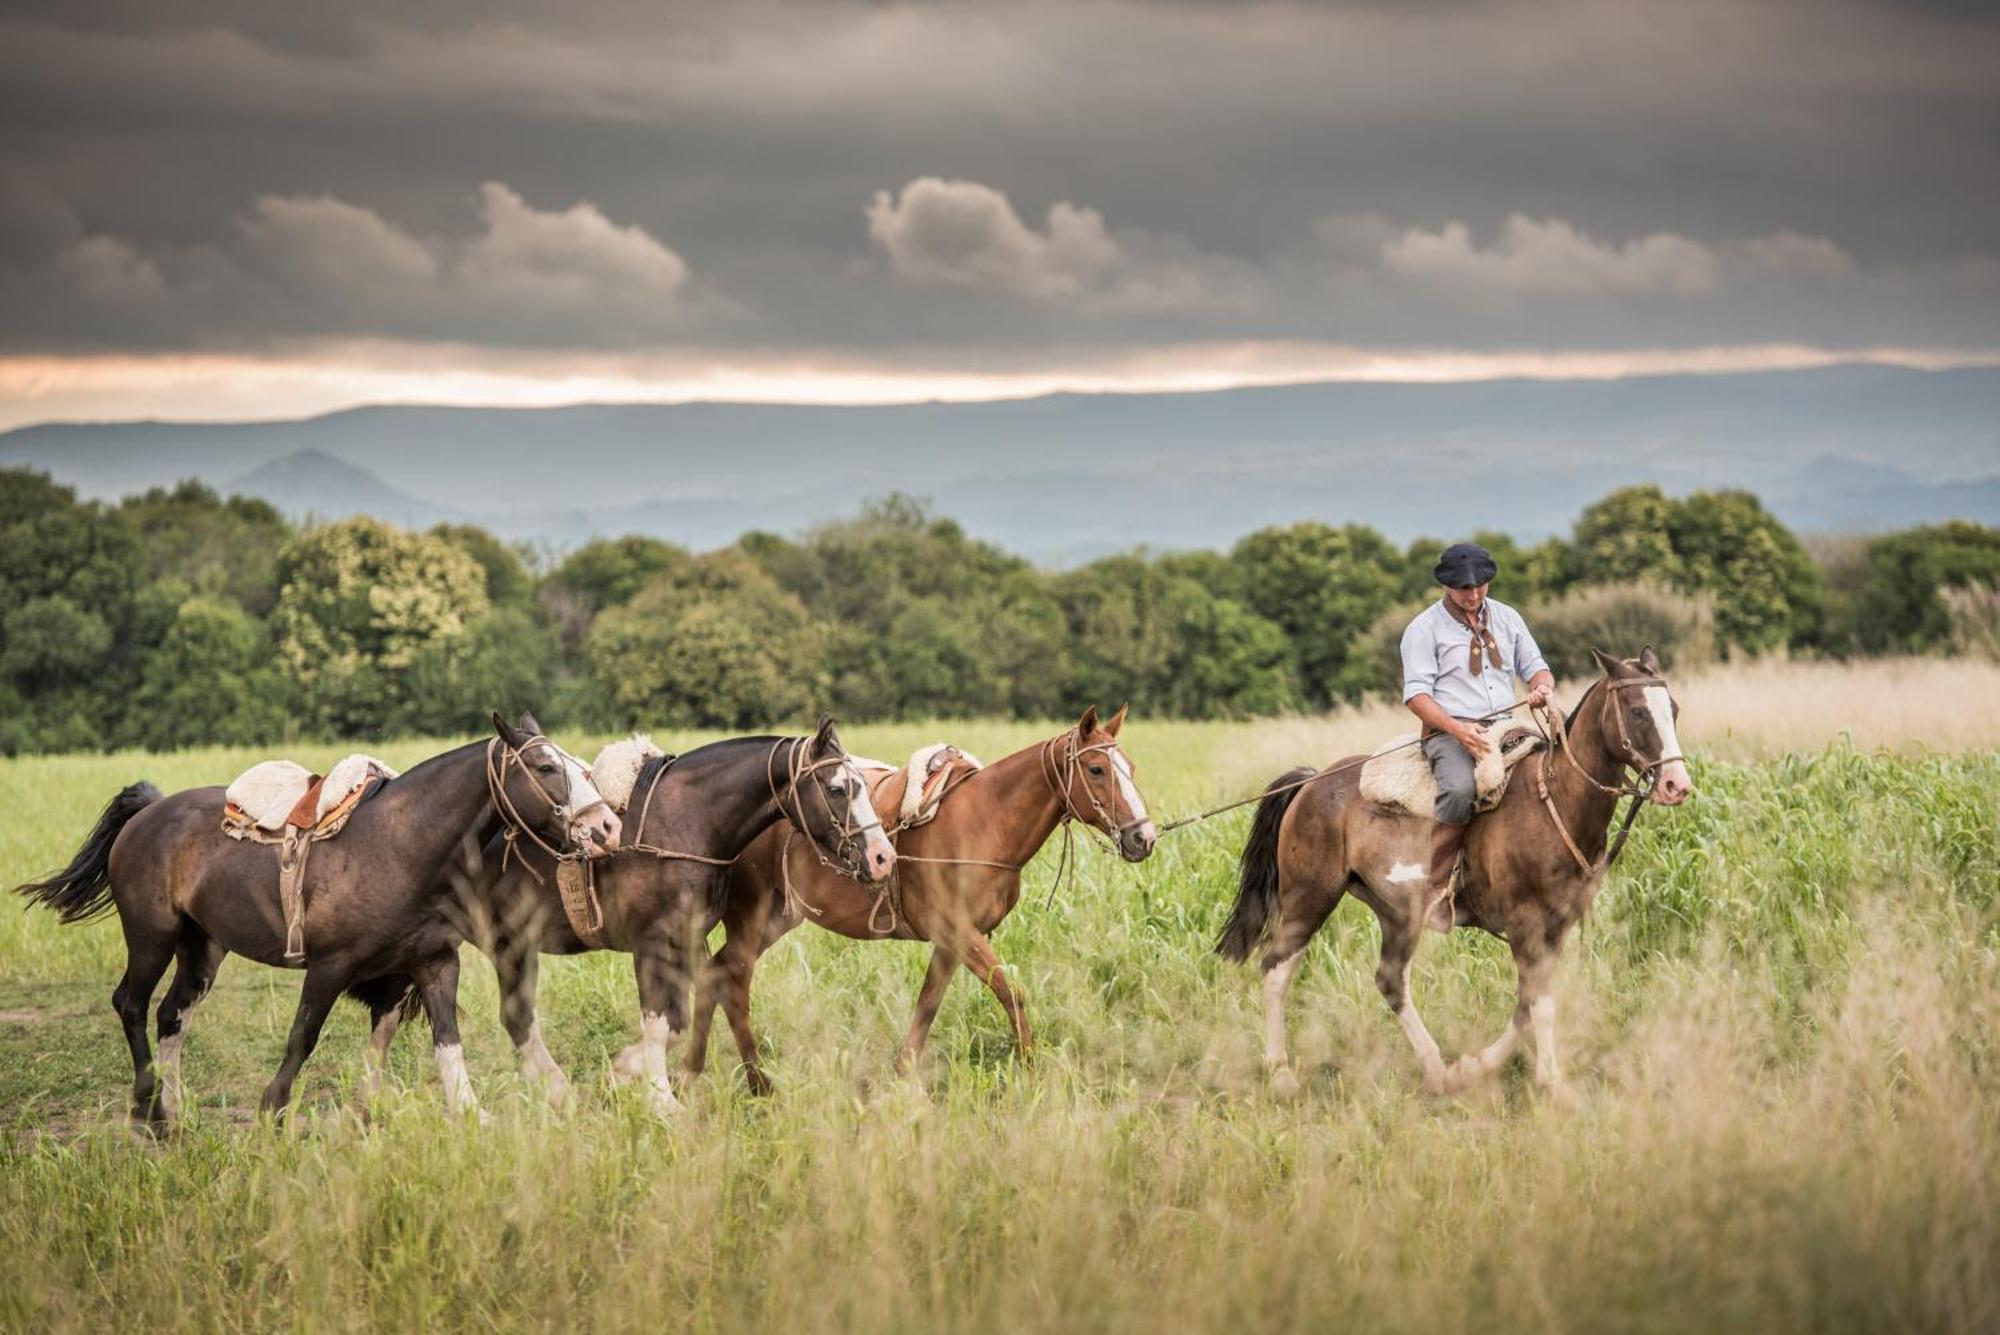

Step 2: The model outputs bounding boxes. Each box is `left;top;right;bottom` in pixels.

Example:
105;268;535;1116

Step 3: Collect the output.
1944;583;2000;660
1524;582;1716;679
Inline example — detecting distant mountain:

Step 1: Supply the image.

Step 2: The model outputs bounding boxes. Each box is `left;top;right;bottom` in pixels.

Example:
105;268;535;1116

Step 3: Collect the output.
4;364;1996;562
229;448;462;529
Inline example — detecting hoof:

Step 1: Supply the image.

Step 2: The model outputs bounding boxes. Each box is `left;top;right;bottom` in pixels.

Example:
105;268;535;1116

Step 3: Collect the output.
1269;1065;1303;1100
1420;1064;1449;1097
1444;1055;1488;1092
743;1067;775;1098
531;1071;573;1111
609;1043;646;1084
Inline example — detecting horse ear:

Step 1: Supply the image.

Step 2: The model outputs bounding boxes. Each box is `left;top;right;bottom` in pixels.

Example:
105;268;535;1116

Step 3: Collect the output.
1076;704;1100;737
517;709;543;736
1589;647;1621;677
1638;645;1663;675
492;710;524;745
813;714;840;756
1105;702;1128;736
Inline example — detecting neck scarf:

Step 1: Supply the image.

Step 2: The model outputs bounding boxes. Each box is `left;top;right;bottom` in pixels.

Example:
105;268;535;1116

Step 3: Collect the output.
1447;599;1503;675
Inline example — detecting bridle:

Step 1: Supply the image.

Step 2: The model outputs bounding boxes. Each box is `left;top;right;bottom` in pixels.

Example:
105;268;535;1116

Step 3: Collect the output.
1532;671;1682;875
768;737;878;882
484;733;608;877
1039;728;1147;846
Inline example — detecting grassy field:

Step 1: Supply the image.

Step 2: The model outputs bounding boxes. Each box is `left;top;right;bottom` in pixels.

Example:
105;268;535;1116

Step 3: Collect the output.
3;660;1998;1332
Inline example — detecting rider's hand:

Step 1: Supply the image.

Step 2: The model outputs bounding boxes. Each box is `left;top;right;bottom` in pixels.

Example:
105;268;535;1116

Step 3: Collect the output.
1527;682;1552;709
1454;720;1492;757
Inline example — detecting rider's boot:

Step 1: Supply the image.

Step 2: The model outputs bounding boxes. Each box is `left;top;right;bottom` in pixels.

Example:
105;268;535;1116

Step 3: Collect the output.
1424;819;1468;935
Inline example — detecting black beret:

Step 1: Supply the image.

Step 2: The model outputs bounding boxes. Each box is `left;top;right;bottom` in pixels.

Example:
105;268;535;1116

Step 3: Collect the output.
1434;542;1498;588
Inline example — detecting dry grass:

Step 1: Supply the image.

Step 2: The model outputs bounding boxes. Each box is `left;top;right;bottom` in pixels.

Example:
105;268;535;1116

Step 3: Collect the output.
1225;656;2000;790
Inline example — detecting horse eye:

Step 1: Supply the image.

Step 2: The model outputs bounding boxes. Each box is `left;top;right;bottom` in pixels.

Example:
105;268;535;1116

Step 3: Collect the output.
1089;764;1106;776
538;762;557;774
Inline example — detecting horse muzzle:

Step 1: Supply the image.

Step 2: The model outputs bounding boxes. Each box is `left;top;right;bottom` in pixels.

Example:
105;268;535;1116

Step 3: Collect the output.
576;806;623;857
1650;761;1694;807
859;829;897;883
1119;820;1159;862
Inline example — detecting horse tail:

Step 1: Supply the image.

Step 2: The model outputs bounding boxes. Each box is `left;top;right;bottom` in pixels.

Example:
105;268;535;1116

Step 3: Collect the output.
15;781;162;925
1215;768;1313;963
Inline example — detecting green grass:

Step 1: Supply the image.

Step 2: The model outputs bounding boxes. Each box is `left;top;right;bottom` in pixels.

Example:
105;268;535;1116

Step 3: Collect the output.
2;722;1997;1333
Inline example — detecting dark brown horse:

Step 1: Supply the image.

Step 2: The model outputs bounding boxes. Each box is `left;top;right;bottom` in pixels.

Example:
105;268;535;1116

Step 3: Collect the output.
15;713;619;1127
461;718;896;1117
684;705;1158;1088
1217;650;1692;1095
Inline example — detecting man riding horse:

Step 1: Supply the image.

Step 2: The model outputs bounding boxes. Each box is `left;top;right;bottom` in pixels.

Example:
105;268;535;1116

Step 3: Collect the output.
1400;541;1555;934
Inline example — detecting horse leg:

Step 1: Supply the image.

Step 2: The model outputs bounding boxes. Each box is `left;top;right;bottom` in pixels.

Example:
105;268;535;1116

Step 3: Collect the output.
1515;942;1564;1091
714;934;775;1096
260;967;347;1116
1375;913;1448;1095
494;930;570;1109
895;947;961;1075
613;943;687;1118
413;954;483;1118
955;930;1031;1063
153;929;226;1122
1257;877;1344;1098
1445;937;1552;1090
112;927;177;1130
682;950;724;1082
361;992;406;1101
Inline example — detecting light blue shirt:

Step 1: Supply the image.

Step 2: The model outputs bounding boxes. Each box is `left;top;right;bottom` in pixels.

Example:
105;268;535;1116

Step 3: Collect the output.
1400;597;1550;720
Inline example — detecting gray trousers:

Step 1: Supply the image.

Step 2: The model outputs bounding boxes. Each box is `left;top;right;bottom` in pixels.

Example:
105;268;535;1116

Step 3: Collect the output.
1423;731;1477;825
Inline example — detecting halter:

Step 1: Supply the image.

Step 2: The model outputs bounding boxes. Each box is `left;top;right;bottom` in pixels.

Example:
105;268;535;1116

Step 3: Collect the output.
484;733;608;877
1038;728;1147;845
767;737;877;882
1532;671;1682;875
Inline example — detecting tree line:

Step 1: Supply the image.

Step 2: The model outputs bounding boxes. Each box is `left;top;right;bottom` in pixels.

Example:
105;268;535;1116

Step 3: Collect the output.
3;468;1997;753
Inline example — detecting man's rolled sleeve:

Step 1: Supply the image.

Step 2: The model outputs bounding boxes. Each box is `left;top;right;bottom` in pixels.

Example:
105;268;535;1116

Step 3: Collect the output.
1400;615;1437;704
1511;612;1550;683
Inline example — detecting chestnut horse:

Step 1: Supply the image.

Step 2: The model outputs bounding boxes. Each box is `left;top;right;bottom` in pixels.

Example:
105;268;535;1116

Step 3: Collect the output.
1217;650;1692;1095
684;705;1158;1089
458;718;896;1116
15;712;619;1128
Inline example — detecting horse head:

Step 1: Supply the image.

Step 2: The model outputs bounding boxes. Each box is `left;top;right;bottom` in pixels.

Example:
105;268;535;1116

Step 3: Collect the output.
491;711;623;857
781;716;897;884
1586;648;1693;807
1055;703;1158;862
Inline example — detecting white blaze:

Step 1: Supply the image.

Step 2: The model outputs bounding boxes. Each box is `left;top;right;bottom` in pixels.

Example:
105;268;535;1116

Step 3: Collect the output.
1641;685;1692;795
1109;749;1150;826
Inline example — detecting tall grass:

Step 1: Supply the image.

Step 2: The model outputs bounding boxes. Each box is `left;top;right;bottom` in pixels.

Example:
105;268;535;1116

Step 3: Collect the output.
2;684;1997;1332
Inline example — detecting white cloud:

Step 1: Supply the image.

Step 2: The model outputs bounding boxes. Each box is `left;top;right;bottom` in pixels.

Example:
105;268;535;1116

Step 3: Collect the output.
459;182;689;307
241;194;440;289
59;235;164;302
1730;231;1855;278
1383;214;1721;295
867;177;1118;300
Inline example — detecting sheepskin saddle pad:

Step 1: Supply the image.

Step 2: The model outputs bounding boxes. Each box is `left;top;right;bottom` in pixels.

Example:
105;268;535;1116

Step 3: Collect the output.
591;734;674;813
223;753;398;839
851;742;985;831
1358;722;1544;819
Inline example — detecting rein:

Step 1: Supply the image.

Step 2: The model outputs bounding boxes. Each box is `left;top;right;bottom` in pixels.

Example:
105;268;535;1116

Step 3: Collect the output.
1529;673;1677;876
485;734;603;880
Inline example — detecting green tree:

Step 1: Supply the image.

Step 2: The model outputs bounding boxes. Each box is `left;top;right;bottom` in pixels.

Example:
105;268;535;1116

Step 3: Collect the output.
1229;521;1405;707
400;606;563;735
1836;522;2000;653
120;481;292;616
271;518;490;736
588;550;820;728
431;524;534;607
1668;490;1822;650
1569;485;1683;586
124;596;292;749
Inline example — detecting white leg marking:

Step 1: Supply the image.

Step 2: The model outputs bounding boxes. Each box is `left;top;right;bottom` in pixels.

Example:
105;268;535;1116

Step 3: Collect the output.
363;1006;402;1098
640;1010;680;1117
516;1018;572;1108
1530;995;1560;1087
1394;965;1448;1092
1262;955;1302;1069
156;1029;185;1117
433;1041;480;1115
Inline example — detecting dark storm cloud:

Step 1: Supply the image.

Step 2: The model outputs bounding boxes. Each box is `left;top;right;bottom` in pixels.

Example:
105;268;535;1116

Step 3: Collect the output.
3;0;1997;360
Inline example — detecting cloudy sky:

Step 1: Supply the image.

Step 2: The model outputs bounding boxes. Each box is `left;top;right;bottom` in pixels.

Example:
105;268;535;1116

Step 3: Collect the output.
3;0;1997;426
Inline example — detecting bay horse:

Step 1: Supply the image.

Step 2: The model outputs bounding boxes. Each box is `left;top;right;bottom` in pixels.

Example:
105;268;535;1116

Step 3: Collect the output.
683;705;1158;1089
1217;650;1692;1095
15;712;619;1128
460;718;897;1117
